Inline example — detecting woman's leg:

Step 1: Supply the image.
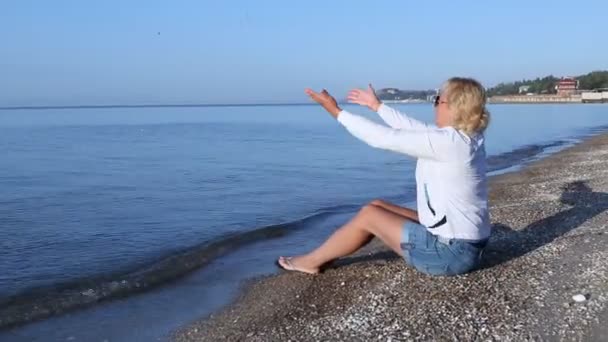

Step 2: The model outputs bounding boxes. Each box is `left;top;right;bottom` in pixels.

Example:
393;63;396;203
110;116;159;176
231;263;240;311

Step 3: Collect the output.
371;199;419;223
278;203;409;274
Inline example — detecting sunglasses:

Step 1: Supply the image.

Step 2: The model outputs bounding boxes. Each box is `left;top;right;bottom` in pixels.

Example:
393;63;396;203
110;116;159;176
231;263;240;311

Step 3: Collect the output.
433;95;447;107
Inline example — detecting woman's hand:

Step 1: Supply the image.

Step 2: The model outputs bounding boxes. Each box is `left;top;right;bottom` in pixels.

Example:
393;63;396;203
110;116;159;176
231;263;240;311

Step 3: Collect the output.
347;84;382;112
305;88;342;118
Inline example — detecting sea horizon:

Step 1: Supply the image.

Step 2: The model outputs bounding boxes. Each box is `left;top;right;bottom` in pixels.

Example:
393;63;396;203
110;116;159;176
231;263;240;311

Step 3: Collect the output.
0;102;323;111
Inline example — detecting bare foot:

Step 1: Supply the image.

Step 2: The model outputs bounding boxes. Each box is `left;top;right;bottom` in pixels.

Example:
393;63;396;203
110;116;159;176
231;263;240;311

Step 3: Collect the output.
277;256;320;275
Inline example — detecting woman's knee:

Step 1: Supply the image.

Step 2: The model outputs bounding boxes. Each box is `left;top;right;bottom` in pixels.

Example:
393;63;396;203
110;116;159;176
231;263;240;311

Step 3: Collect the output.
359;203;380;218
369;199;385;207
360;203;391;223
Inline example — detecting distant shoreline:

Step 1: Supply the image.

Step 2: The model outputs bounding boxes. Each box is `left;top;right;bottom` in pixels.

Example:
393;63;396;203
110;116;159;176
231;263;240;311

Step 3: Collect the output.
488;94;606;104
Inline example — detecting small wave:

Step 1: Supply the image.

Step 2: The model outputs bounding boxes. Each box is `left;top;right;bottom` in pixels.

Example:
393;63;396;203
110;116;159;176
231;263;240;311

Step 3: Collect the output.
487;125;608;174
487;140;568;173
0;204;359;330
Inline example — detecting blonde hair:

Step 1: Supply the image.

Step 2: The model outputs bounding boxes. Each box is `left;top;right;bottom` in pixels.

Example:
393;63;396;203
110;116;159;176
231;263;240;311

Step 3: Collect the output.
442;77;490;135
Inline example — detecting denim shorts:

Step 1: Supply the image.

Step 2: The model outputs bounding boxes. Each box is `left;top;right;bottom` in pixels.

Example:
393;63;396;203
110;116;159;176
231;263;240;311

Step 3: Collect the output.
400;221;487;276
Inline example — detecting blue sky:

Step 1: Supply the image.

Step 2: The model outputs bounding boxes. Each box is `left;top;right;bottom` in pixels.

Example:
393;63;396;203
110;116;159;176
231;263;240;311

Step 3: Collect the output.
1;0;606;106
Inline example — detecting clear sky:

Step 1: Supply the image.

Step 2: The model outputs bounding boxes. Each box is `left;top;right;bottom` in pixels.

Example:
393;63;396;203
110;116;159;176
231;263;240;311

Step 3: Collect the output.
1;0;606;106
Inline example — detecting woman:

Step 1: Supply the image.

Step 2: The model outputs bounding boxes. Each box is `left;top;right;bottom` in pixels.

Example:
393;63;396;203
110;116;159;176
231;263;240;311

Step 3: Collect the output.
278;77;491;276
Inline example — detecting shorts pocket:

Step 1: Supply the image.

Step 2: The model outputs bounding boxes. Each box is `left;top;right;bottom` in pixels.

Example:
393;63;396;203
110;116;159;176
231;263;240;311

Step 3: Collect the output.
410;244;452;276
420;263;450;276
446;242;481;275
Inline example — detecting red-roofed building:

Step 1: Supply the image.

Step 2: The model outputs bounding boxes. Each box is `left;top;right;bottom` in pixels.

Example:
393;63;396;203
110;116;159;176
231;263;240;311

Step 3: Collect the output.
556;77;578;96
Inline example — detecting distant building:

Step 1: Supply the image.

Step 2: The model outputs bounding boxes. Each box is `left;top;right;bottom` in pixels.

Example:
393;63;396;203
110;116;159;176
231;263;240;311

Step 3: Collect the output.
556;77;578;96
382;88;399;95
426;89;440;102
518;85;530;94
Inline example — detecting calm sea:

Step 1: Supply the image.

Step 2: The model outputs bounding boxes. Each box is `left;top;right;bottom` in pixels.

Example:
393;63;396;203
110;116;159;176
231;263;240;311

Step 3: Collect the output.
1;103;607;341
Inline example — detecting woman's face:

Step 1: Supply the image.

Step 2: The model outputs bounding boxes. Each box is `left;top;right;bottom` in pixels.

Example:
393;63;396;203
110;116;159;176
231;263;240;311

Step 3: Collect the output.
434;92;454;128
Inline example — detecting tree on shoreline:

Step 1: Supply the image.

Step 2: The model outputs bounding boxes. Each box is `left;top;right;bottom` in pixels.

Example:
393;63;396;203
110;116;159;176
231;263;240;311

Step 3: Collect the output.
487;71;608;96
577;71;608;90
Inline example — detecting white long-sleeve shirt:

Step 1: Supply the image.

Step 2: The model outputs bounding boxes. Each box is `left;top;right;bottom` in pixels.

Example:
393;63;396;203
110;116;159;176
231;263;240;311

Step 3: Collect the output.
337;104;490;240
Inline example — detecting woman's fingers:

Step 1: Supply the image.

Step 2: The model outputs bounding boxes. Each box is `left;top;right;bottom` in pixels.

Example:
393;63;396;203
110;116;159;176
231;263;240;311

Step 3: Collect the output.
347;98;366;106
349;89;362;97
347;94;363;103
305;88;334;105
348;88;369;104
305;88;323;103
347;90;362;101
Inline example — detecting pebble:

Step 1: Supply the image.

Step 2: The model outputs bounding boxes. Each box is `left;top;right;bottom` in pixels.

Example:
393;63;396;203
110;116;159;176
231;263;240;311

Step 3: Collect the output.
572;294;587;303
81;289;95;297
